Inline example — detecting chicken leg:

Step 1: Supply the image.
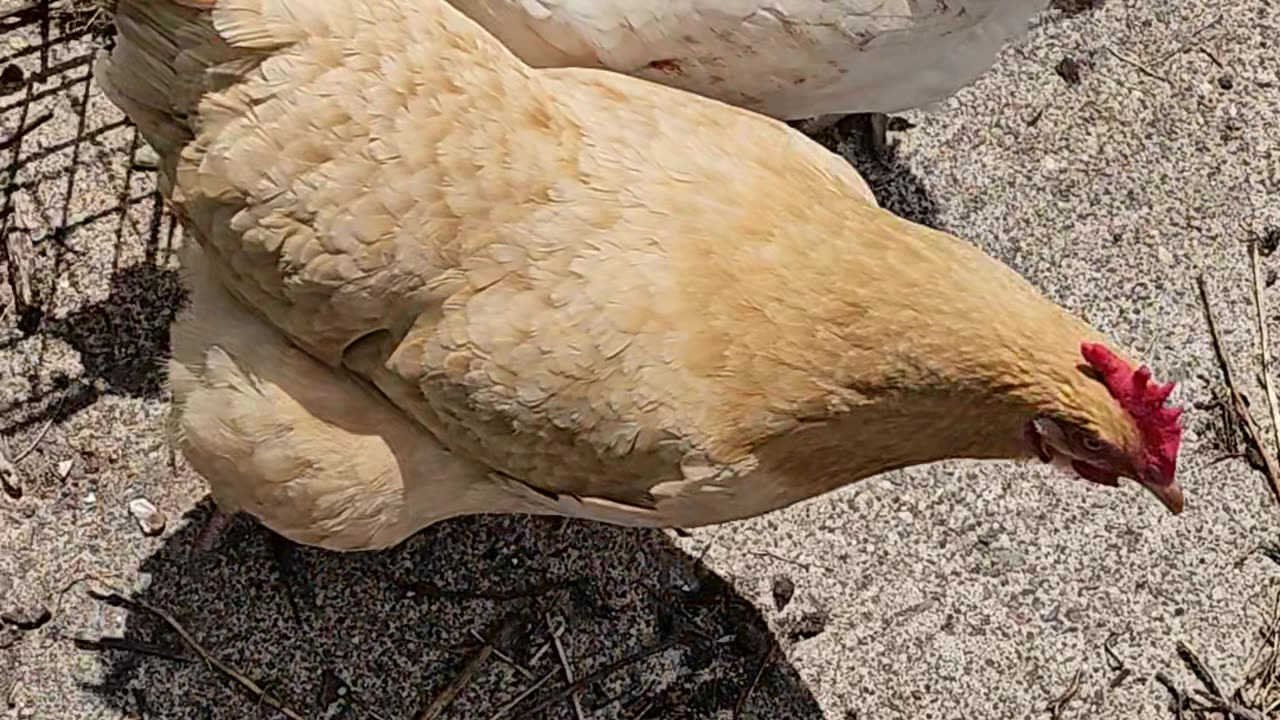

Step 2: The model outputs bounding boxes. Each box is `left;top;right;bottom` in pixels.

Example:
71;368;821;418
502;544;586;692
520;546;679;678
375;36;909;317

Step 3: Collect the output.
791;113;892;160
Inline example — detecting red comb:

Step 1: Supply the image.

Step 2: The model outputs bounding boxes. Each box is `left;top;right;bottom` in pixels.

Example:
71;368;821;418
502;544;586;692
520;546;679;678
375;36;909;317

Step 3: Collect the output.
1080;342;1183;484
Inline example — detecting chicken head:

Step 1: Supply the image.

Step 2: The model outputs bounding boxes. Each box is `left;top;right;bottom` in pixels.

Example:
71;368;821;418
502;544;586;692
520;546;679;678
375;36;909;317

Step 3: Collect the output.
1025;343;1184;514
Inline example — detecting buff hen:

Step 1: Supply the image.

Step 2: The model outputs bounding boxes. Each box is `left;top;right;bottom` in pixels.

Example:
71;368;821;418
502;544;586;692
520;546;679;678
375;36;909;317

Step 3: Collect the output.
95;0;1181;551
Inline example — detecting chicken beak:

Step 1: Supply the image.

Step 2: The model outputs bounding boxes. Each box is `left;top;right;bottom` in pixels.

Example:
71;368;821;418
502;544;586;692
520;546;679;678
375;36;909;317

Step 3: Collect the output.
1139;477;1184;514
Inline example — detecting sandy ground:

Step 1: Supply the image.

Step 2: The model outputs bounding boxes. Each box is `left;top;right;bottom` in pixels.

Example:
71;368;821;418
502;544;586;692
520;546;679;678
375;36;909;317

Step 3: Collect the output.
1;0;1279;718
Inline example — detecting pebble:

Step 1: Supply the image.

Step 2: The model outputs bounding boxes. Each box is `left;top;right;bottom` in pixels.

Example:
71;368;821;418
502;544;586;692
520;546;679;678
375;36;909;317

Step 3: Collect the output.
132;145;160;170
0;64;23;94
771;575;796;612
128;498;167;537
55;459;73;481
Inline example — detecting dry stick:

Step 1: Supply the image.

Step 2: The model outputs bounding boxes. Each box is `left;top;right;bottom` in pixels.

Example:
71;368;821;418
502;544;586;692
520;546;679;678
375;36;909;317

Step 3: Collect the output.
470;629;535;680
547;615;587;720
1104;47;1172;84
88;588;305;720
1176;640;1224;698
418;614;522;720
1155;672;1189;720
1190;690;1266;720
508;635;687;720
1157;14;1224;64
0;414;57;497
1045;669;1082;720
485;668;558;720
1197;275;1280;504
1103;632;1132;689
416;643;494;720
732;640;776;719
1248;241;1280;466
72;634;194;664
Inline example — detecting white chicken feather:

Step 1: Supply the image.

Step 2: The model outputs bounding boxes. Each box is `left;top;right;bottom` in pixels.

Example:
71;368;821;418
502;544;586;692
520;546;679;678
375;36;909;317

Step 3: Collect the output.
447;0;1051;119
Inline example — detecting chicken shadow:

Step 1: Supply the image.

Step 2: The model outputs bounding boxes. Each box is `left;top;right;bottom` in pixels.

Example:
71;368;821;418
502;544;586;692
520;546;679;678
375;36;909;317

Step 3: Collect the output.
86;505;828;720
801;116;943;231
0;0;182;437
0;222;184;437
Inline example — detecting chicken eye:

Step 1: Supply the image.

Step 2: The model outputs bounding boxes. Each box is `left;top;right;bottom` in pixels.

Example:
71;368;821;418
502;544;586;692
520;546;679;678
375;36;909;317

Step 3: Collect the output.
1080;436;1103;452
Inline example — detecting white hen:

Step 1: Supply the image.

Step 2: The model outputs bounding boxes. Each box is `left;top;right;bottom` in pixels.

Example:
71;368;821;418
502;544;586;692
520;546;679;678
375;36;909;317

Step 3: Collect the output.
447;0;1050;120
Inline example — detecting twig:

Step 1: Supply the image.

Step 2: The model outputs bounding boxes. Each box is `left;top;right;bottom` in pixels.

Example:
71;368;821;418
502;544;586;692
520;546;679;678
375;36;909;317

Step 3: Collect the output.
416;644;494;720
0;415;57;498
485;668;558;720
1045;669;1082;720
507;635;688;719
1248;241;1280;470
547;615;586;720
1105;47;1172;84
1155;672;1188;720
87;587;305;720
1197;275;1280;504
732;640;775;719
417;614;521;720
1191;690;1266;720
1157;14;1224;64
469;629;534;680
8;415;56;464
1104;632;1132;689
72;635;193;664
1176;640;1224;698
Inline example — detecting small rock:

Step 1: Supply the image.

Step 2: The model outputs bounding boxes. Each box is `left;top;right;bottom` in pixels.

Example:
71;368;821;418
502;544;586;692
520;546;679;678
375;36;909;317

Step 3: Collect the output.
993;547;1027;570
0;64;23;94
1055;56;1083;86
771;575;796;612
2;602;51;630
128;498;167;537
132;144;161;170
55;459;73;481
